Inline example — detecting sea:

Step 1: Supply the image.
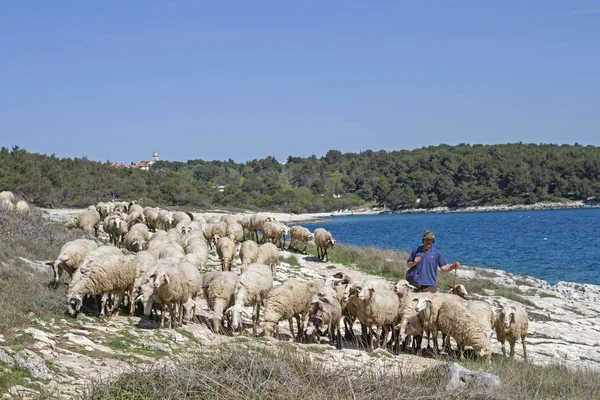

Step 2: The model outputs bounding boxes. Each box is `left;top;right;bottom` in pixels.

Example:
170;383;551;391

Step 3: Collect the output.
304;208;600;286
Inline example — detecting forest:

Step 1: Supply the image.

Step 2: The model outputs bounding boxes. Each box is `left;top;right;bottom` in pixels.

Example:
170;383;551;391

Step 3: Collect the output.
1;143;599;212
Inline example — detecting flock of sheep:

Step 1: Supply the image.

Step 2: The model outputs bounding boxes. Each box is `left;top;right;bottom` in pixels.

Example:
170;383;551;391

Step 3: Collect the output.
45;198;528;363
0;191;31;215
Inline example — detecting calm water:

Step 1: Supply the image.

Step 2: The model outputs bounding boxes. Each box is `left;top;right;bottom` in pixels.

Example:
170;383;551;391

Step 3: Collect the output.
306;209;600;286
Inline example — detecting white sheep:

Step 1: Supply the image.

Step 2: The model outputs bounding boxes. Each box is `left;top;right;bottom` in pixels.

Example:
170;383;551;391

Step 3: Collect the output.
123;223;150;252
0;191;15;203
261;279;323;339
125;211;145;228
289;225;313;253
184;237;208;271
215;235;236;271
261;221;289;249
256;242;279;275
172;211;192;227
239;240;259;266
14;200;30;215
128;202;144;216
157;209;174;230
149;263;193;328
250;214;273;243
416;297;492;362
303;277;345;349
313;228;335;262
240;216;252;240
49;239;99;284
143;207;160;232
220;214;240;226
205;271;238;333
226;222;244;252
65;209;101;237
228;263;273;335
466;300;495;344
355;278;400;350
447;284;469;299
67;254;136;318
495;304;529;360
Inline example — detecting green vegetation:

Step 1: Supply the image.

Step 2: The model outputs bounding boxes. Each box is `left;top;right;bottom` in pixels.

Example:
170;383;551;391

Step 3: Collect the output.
279;254;302;267
2;143;600;212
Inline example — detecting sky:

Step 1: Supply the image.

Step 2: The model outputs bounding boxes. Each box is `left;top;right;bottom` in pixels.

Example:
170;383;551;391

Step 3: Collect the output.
1;1;599;165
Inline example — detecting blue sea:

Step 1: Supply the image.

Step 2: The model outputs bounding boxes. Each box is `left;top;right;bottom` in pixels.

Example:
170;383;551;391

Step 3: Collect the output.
305;208;600;286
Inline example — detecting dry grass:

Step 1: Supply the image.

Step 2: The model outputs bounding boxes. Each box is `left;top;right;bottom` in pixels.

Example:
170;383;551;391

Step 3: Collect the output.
0;209;80;333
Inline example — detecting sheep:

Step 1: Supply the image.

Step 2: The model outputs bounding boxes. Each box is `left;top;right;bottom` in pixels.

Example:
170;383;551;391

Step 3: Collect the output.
143;207;160;231
125;211;145;228
110;216;129;247
202;223;215;249
205;271;238;333
256;242;279;275
228;263;273;335
226;222;244;250
289;225;313;253
241;216;252;240
157;209;174;230
147;262;197;328
158;243;186;259
313;228;335;262
113;201;129;214
67;254;136;318
466;300;495;344
128;202;145;216
261;279;323;339
416;297;491;362
447;284;469;299
14;200;30;215
303;277;345;349
49;239;99;284
190;213;207;225
220;214;240;226
184;237;208;270
215;235;236;271
172;211;192;227
261;221;290;249
0;191;15;203
123;223;150;252
96;202;115;219
211;222;228;239
0;199;14;212
355;278;400;350
181;229;206;248
78;245;124;275
65;209;101;237
250;214;273;243
240;240;259;267
495;304;529;360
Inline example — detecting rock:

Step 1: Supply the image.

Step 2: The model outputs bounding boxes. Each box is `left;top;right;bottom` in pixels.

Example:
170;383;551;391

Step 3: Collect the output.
0;347;15;366
438;363;501;391
171;331;187;343
128;330;140;338
13;349;53;380
64;333;96;347
8;385;40;397
24;328;56;346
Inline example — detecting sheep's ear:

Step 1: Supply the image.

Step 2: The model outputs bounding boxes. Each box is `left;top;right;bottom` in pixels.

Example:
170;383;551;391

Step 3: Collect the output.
511;305;517;311
479;348;485;357
163;274;170;284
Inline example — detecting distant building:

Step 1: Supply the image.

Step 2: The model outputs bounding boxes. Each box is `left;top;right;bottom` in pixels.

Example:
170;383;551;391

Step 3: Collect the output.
110;152;159;170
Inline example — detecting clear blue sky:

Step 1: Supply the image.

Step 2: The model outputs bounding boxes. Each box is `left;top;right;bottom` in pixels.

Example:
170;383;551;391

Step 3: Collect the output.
1;1;599;164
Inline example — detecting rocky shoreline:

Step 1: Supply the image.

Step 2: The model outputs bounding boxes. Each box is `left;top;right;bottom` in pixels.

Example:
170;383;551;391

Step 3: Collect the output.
394;200;600;214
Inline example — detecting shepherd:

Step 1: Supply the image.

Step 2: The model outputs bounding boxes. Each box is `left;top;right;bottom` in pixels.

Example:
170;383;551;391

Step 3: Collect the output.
406;230;459;293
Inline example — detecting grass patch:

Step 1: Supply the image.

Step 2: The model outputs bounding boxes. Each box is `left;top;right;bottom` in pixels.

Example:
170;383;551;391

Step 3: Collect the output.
311;243;410;281
473;268;500;278
460;357;600;400
82;345;456;399
0;365;37;393
279;254;301;267
0;208;80;334
494;287;538;308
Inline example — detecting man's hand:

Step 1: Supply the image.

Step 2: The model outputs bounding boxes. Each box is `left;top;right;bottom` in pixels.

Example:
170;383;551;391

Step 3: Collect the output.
452;260;460;270
414;255;422;264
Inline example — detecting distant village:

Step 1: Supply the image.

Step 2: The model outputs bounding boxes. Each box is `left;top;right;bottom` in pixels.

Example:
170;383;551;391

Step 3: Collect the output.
109;152;159;170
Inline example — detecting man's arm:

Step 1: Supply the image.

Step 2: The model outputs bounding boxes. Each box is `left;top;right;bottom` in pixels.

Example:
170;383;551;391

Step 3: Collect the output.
440;261;459;272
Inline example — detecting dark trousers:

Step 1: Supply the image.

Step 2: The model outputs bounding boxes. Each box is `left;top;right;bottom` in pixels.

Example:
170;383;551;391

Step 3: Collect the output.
415;286;438;293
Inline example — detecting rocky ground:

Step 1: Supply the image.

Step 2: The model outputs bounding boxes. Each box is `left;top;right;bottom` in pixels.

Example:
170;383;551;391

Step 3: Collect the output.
1;208;599;398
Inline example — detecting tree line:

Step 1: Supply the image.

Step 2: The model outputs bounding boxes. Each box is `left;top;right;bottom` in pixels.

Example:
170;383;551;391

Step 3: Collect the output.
1;143;599;212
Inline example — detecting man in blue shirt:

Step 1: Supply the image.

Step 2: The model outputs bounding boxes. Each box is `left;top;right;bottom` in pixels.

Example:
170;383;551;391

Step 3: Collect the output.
406;230;459;293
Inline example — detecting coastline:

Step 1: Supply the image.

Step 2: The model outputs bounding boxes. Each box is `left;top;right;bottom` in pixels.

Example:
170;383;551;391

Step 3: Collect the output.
394;200;599;215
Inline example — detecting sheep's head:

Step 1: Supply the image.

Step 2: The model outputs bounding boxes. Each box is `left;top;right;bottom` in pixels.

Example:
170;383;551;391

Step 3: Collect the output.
67;295;83;318
328;237;336;248
342;284;359;303
415;298;432;313
502;305;517;329
308;233;314;241
152;271;169;288
448;284;469;300
228;304;243;330
395;279;417;294
261;321;278;337
357;286;374;301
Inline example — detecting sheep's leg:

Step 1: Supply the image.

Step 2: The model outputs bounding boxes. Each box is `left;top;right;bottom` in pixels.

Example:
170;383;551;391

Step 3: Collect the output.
108;293;124;319
509;340;516;358
500;339;506;357
128;288;135;315
213;300;224;333
458;343;465;360
253;303;261;336
288;318;295;338
522;335;527;360
323;248;328;262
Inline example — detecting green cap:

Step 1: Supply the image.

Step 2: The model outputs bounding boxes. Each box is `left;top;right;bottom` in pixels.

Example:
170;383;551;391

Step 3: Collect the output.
422;230;435;241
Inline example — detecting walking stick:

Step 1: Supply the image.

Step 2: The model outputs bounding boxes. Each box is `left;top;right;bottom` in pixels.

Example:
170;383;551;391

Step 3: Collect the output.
452;260;458;291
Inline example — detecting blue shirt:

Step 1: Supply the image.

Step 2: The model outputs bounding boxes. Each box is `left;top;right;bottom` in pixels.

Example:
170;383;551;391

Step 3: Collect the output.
406;245;447;287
